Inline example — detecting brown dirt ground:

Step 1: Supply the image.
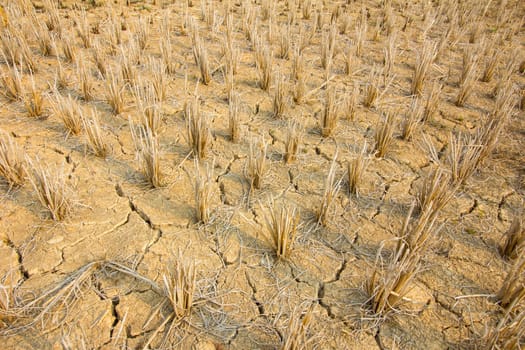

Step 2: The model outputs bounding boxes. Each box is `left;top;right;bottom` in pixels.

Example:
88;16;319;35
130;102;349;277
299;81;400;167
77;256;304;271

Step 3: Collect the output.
0;0;524;349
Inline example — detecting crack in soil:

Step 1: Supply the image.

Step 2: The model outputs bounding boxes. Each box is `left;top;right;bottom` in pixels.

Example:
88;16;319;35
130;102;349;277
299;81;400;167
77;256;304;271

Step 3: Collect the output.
374;326;385;350
497;191;514;221
3;237;30;280
317;282;335;319
244;270;266;317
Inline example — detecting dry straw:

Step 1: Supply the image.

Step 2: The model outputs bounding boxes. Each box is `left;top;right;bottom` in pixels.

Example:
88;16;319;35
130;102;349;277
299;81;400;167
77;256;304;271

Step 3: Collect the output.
228;91;241;143
162;251;197;319
130;121;162;188
82;110;109;158
411;41;436;96
282;303;314;350
320;84;338;137
25;78;44;118
401;98;423;140
0;130;26;188
105;68;126;115
284;120;301;164
496;253;525;312
347;142;369;197
1;63;23;101
263;198;300;260
455;45;480;107
317;155;342;226
374;112;395;158
26;157;73;221
273;72;288;118
190;20;212;85
500;216;525;260
194;161;214;224
185;96;211;159
247;137;267;190
422;81;442;122
77;57;94;101
50;93;82;135
255;39;272;91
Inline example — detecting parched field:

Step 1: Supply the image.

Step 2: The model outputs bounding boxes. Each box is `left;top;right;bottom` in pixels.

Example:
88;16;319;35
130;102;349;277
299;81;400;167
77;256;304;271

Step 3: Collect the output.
0;0;524;349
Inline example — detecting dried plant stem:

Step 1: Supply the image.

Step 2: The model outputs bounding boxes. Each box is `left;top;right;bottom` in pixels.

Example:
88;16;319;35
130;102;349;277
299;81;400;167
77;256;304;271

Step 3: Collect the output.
194;161;214;224
228;91;241;143
320;85;338;137
0;130;26;188
185;97;211;159
82;110;109;158
317;155;341;226
263;198;300;260
130;122;162;188
162;251;196;319
374;112;395;158
348;142;369;197
247;137;267;190
26;158;73;221
284;120;301;164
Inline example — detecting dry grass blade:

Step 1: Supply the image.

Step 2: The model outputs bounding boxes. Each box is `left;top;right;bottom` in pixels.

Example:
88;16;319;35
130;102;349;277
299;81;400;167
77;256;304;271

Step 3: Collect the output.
26;157;73;221
194;160;214;224
149;57;167;102
0;130;26;188
255;40;272;91
320;25;336;70
62;34;77;63
51;93;82;135
411;41;436;96
82;110;109;158
416;166;453;216
355;15;368;58
384;33;397;79
374;112;395;158
342;83;359;121
347;142;369;197
487;307;525;350
228;91;241;143
364;67;385;108
105;68;125;115
422;81;442;122
317;154;341;226
281;303;314;350
447;132;483;185
134;80;162;135
77;57;94;101
284;120;301;164
162;251;196;319
401;98;423;140
497;253;525;311
93;40;107;78
0;274;22;330
131;121;162;188
455;45;480;107
190;21;211;85
500;216;525;260
25;78;44;118
76;9;92;48
185;96;211;159
481;43;500;83
366;244;420;316
263;198;300;260
273;72;288;118
1;63;23;101
320;84;338;137
247;137;267;190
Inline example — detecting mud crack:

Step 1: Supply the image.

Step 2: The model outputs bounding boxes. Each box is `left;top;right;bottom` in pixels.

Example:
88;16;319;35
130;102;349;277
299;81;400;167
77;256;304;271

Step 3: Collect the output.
317;283;335;319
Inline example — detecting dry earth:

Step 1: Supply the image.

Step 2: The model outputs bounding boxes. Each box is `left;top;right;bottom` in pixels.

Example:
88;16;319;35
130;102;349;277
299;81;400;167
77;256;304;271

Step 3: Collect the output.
0;0;524;349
